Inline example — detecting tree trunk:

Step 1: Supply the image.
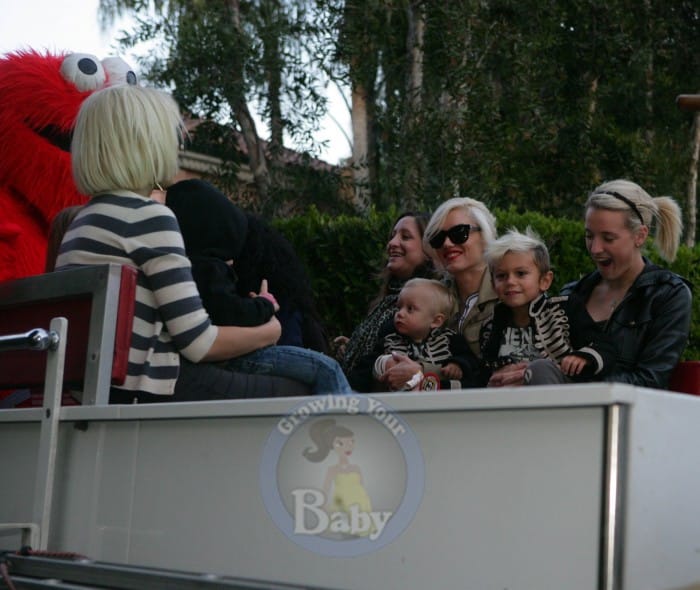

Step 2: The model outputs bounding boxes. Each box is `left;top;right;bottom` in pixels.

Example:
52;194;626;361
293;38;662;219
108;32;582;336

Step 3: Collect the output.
263;0;283;155
226;0;270;206
341;0;380;213
235;99;271;205
351;81;371;211
586;75;601;184
406;0;424;111
685;110;700;246
262;10;284;216
401;0;425;207
266;47;283;154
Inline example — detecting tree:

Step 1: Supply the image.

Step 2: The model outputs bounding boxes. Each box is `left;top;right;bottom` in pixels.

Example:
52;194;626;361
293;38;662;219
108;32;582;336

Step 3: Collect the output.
100;0;333;214
100;0;700;229
367;0;699;219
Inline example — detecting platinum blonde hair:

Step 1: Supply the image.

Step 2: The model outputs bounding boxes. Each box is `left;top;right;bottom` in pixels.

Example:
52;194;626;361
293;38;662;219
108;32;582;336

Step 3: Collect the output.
401;277;457;318
423;197;498;258
485;227;551;276
586;179;683;262
72;84;185;196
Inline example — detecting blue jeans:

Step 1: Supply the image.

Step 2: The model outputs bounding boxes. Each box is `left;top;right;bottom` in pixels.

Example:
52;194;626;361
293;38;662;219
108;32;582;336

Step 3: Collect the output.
227;345;352;395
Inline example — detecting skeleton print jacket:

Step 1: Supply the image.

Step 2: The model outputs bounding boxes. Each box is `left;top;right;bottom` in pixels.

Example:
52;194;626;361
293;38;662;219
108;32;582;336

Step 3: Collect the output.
480;293;617;382
349;324;482;392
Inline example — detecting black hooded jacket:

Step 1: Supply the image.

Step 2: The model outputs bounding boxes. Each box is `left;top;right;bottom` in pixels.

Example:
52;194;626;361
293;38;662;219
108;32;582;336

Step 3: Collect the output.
166;179;276;328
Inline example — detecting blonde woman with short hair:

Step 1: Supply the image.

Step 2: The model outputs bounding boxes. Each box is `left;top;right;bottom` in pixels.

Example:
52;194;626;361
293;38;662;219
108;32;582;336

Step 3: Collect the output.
59;84;308;401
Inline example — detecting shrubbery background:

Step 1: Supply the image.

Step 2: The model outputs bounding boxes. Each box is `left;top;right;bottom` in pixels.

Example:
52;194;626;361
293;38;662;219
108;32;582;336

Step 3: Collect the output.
276;207;700;359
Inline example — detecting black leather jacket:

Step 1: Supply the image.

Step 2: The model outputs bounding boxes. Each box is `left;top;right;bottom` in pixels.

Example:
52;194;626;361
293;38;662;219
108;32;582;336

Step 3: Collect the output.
561;260;692;389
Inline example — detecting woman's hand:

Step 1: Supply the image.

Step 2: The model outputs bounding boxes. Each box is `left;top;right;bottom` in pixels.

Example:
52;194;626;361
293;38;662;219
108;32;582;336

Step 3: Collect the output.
379;352;422;391
487;361;528;387
204;315;281;362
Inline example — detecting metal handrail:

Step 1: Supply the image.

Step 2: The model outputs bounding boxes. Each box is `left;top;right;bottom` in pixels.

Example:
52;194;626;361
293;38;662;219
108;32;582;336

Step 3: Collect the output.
0;329;59;353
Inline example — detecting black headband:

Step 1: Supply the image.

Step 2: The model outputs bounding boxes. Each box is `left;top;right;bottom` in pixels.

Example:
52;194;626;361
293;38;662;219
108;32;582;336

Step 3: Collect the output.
594;190;646;226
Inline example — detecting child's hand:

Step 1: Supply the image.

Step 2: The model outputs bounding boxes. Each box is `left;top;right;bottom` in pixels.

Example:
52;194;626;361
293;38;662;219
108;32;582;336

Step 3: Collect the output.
442;362;463;380
251;279;280;312
560;354;588;376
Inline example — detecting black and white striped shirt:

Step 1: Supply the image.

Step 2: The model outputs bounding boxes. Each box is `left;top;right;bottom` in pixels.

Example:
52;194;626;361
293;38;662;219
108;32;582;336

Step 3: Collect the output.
56;191;217;396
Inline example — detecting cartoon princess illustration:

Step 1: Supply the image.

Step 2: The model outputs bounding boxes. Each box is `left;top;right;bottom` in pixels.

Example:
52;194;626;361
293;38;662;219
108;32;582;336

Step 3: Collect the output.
303;418;374;536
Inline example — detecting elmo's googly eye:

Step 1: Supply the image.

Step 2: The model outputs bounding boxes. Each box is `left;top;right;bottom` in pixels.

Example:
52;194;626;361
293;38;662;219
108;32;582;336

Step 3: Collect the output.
102;57;138;87
60;53;106;91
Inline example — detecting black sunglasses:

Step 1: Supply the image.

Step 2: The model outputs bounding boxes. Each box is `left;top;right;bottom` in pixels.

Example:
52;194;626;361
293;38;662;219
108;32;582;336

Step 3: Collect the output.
429;224;481;249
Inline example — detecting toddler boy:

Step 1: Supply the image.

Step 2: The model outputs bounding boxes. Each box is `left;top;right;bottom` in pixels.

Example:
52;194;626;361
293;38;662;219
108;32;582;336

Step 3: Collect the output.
481;228;615;385
373;278;480;390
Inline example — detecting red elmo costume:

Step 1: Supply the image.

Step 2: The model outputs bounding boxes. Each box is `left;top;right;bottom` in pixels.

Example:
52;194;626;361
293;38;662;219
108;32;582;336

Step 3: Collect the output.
0;50;137;281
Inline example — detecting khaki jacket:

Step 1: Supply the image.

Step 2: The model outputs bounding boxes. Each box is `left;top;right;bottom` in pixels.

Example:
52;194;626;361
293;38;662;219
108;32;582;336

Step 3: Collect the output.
450;268;499;358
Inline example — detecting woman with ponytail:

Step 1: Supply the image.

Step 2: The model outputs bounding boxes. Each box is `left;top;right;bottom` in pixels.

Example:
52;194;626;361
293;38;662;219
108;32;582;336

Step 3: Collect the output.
561;179;691;388
491;179;692;389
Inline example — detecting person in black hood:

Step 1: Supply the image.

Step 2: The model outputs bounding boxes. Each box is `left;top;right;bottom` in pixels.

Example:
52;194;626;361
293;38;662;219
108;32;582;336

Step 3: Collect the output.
235;212;331;353
167;179;329;352
166;179;275;328
166;179;352;395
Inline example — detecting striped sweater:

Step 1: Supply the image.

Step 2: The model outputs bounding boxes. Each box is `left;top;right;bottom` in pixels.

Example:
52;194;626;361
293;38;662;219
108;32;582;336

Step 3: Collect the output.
56;191;218;396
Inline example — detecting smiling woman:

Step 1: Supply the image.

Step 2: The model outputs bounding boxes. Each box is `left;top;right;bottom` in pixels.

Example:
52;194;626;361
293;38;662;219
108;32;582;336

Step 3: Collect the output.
334;211;434;390
370;198;500;392
423;197;500;358
558;179;692;390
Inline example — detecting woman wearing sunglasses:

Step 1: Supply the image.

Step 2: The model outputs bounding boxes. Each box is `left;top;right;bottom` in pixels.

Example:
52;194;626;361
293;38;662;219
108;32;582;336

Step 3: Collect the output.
424;198;499;355
378;197;499;391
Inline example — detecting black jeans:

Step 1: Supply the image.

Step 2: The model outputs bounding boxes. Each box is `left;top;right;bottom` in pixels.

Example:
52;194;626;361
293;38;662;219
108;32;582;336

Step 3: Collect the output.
109;357;310;404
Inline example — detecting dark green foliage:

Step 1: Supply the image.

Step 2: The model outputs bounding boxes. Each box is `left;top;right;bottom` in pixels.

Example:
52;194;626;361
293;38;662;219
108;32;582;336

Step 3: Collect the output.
274;206;397;339
338;0;700;218
105;0;700;222
276;207;700;359
186;121;246;163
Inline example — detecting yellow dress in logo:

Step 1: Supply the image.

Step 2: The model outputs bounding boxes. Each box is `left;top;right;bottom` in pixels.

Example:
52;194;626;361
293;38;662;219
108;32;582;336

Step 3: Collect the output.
330;471;374;536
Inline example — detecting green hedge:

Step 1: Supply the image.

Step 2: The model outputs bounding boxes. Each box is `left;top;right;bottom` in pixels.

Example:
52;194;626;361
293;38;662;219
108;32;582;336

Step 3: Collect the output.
275;207;700;359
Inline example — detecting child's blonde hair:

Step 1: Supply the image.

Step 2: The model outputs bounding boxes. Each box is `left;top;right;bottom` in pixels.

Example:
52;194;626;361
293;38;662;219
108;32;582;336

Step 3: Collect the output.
485;227;551;276
401;277;457;319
